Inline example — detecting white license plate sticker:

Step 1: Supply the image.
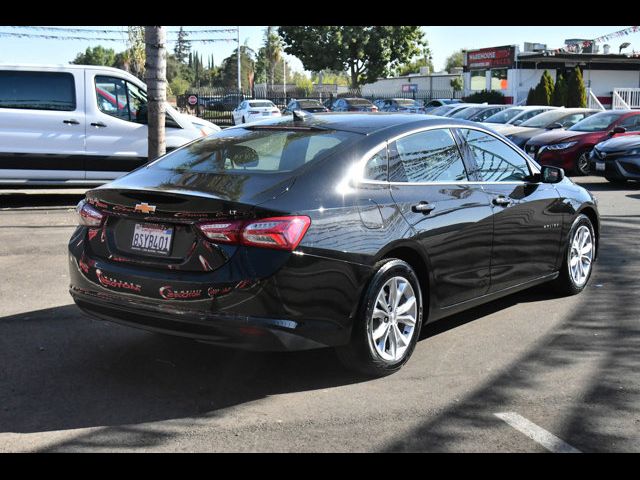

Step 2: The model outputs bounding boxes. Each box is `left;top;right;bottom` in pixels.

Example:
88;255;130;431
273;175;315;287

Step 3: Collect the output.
595;161;605;171
131;223;173;256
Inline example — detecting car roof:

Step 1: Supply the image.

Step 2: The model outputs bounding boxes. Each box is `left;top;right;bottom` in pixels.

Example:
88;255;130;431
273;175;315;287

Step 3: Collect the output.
228;112;485;135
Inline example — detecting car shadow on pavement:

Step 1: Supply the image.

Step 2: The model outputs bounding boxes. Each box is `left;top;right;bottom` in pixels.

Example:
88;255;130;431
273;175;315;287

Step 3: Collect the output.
381;216;640;452
0;303;364;436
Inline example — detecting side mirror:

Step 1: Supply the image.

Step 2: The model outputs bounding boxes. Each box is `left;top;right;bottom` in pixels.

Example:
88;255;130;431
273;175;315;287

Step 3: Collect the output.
610;126;626;135
513;119;523;126
541;165;564;183
547;122;563;130
136;104;148;124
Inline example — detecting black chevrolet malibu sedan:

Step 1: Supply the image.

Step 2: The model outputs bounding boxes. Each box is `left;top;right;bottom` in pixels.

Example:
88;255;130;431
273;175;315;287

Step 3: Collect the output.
69;113;600;377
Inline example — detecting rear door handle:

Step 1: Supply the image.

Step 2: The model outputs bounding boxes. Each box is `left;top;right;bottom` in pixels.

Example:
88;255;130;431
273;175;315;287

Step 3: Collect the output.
90;122;107;128
63;119;79;125
492;196;512;207
411;201;435;214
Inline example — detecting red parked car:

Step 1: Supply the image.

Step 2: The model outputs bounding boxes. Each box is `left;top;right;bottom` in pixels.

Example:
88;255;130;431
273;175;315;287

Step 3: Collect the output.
524;110;640;175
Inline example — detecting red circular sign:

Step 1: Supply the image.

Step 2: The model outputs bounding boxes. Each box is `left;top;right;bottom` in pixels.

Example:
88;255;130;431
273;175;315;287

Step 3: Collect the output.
187;95;198;106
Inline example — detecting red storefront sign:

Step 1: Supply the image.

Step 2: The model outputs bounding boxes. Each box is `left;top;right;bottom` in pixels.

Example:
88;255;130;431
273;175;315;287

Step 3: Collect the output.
467;46;515;69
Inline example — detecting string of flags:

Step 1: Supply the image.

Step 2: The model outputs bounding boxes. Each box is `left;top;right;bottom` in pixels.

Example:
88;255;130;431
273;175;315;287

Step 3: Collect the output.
0;30;238;43
9;26;238;35
550;26;639;53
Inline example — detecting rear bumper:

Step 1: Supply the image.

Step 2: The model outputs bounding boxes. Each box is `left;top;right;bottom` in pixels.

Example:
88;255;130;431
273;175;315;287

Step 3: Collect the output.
68;232;373;351
71;287;325;351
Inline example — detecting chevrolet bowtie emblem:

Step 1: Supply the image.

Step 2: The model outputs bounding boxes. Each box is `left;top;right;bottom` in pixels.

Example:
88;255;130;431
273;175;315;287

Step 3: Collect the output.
134;202;156;214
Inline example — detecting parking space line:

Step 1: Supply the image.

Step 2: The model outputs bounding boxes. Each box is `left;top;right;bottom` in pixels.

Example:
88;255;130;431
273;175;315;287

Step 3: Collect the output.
494;412;581;453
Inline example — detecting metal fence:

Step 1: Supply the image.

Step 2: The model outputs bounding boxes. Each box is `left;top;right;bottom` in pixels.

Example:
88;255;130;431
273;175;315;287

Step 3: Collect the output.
177;87;464;127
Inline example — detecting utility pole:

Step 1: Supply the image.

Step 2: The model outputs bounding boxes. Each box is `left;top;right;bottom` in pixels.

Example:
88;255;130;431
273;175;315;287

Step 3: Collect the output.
237;26;241;93
144;26;167;161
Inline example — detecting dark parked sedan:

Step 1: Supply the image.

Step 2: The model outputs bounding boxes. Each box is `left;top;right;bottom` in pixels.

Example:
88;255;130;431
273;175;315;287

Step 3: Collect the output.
69;114;599;377
283;99;329;114
330;97;378;112
589;134;640;183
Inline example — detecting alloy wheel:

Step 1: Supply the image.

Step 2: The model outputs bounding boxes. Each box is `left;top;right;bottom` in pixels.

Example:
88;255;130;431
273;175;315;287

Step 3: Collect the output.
577;152;591;175
569;225;593;286
368;276;418;362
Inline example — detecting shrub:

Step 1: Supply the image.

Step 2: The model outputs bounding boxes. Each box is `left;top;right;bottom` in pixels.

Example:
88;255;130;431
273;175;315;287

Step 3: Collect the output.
463;89;506;104
567;67;587;108
553;73;568;107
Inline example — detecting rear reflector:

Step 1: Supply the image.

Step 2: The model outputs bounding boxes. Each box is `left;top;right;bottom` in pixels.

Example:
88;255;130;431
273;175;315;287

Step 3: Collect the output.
76;199;105;227
197;216;310;251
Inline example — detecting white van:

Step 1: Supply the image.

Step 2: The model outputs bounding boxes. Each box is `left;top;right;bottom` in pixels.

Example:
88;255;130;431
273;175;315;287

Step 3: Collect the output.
0;64;220;185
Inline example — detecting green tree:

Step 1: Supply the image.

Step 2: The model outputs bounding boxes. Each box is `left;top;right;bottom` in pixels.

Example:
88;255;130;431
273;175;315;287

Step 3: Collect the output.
278;26;425;88
567;67;587;107
174;26;191;64
450;77;463;95
526;87;535;105
310;70;350;86
294;73;314;96
127;26;145;80
218;45;256;90
445;49;465;72
552;73;568;107
169;76;190;96
71;46;116;66
531;70;554;105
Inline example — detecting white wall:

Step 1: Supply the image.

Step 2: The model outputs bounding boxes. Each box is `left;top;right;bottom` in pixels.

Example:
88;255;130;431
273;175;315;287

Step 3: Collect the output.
582;70;640;97
362;74;461;96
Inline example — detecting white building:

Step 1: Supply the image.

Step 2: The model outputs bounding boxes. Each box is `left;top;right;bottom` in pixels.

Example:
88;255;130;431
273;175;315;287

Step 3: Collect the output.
463;43;640;108
362;68;463;99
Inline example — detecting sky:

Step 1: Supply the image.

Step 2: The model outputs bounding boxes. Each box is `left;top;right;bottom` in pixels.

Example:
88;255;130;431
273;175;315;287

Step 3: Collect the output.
0;26;638;74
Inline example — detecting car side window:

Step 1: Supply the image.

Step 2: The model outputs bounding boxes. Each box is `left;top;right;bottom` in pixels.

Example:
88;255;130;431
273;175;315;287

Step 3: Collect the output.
95;76;131;120
0;71;76;111
388;128;468;183
459;128;531;182
363;148;388;181
618;115;640;131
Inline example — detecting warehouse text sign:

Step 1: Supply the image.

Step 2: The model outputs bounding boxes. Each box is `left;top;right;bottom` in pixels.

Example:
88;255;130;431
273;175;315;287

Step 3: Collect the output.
467;46;515;69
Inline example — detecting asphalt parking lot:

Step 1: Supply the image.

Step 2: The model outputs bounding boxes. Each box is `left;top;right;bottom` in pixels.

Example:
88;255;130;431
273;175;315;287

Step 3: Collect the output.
0;177;638;452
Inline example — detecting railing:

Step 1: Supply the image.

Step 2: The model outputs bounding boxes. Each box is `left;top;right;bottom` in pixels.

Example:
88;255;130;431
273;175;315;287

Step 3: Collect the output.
588;89;606;111
612;88;640;109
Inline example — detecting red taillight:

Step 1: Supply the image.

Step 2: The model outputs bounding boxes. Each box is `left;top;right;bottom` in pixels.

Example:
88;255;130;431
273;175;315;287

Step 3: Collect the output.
76;200;104;227
197;216;311;251
198;220;244;244
241;216;311;250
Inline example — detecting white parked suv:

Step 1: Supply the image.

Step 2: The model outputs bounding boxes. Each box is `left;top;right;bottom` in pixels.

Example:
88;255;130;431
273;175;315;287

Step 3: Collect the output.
0;64;220;185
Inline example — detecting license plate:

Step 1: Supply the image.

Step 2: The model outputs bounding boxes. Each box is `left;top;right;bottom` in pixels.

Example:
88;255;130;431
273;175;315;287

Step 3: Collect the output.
262;112;270;116
131;223;173;256
595;161;605;172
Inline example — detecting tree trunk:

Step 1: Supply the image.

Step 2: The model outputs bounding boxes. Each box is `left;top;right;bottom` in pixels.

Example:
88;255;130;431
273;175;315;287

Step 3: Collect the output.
349;63;358;89
144;26;167;161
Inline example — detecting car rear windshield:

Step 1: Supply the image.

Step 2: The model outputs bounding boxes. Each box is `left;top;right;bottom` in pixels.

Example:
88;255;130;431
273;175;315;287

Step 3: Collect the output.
520;110;573;128
484;108;525;124
298;100;323;108
428;105;456;116
347;99;372;106
395;99;416;107
149;127;358;173
451;106;482;118
248;101;275;108
568;112;624;132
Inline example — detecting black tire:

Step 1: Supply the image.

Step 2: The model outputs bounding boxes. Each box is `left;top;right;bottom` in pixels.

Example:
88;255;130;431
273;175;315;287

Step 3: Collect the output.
551;214;596;296
335;259;424;377
575;150;592;176
605;176;628;185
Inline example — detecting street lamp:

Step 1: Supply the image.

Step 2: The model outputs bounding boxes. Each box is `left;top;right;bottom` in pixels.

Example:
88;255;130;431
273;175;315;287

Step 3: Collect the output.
620;42;631;54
